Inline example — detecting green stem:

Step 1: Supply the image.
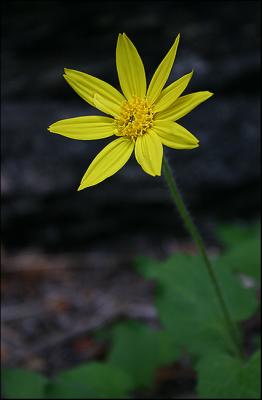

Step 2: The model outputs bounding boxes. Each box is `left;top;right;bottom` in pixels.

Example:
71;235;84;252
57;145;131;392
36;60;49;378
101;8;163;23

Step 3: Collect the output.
162;155;242;359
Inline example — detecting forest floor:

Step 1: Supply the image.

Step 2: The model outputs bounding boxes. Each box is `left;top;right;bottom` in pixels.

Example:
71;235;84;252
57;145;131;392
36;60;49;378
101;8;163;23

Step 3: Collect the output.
1;236;260;398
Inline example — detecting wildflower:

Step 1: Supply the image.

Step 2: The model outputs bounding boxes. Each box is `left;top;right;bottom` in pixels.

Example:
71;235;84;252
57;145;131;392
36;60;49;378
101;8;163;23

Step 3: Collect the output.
48;33;213;190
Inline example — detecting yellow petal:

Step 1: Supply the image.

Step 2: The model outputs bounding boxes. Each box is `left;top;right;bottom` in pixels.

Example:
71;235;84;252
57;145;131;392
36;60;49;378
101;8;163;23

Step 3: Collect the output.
48;116;116;140
153;71;193;113
78;137;134;189
93;94;120;118
64;69;125;116
146;34;180;105
116;33;147;100
135;131;163;176
156;91;214;121
153;120;199;149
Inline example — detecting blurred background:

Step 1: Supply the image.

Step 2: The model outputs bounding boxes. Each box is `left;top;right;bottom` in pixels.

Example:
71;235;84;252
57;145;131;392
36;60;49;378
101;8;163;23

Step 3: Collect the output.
1;0;260;396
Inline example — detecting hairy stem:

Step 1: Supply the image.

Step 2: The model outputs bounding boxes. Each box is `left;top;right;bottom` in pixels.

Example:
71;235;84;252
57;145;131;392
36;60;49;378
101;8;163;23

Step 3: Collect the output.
162;155;242;359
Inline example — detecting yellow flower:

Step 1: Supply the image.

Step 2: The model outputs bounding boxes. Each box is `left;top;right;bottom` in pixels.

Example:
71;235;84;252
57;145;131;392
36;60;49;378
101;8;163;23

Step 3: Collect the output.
48;33;213;190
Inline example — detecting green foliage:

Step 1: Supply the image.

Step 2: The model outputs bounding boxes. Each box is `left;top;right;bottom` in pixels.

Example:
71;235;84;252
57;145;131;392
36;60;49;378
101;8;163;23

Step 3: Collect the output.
2;368;48;399
215;222;259;248
45;381;96;399
197;350;261;399
135;253;258;358
46;362;133;399
2;364;133;399
215;237;260;280
107;321;178;389
2;223;260;399
215;222;260;280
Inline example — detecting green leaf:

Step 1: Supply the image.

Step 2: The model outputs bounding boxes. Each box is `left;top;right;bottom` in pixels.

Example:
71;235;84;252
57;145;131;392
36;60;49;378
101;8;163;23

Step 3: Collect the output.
135;254;258;357
107;321;178;389
215;222;260;248
45;381;97;399
214;222;261;280
215;237;261;281
48;362;133;399
2;368;48;399
197;350;261;398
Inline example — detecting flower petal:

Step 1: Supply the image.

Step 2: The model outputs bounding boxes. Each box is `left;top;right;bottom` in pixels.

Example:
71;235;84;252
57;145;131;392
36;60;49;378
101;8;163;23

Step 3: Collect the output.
116;33;147;100
153;120;199;149
64;69;125;116
153;71;193;113
78;137;134;189
93;94;120;118
146;34;180;105
48;116;116;140
156;91;214;121
135;131;163;176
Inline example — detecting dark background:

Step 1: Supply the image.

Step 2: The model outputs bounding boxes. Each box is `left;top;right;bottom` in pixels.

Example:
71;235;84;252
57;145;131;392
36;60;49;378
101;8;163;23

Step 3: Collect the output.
2;0;260;253
1;0;261;383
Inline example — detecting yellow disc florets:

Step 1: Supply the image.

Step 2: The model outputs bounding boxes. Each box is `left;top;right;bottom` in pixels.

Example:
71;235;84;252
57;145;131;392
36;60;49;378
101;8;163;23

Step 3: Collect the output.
116;97;154;141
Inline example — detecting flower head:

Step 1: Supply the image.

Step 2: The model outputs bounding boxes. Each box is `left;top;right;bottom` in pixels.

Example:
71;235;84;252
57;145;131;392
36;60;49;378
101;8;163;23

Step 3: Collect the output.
48;33;213;190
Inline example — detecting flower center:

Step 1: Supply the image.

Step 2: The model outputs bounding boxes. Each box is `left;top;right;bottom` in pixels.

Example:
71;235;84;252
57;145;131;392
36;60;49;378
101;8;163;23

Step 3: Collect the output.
116;97;154;140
